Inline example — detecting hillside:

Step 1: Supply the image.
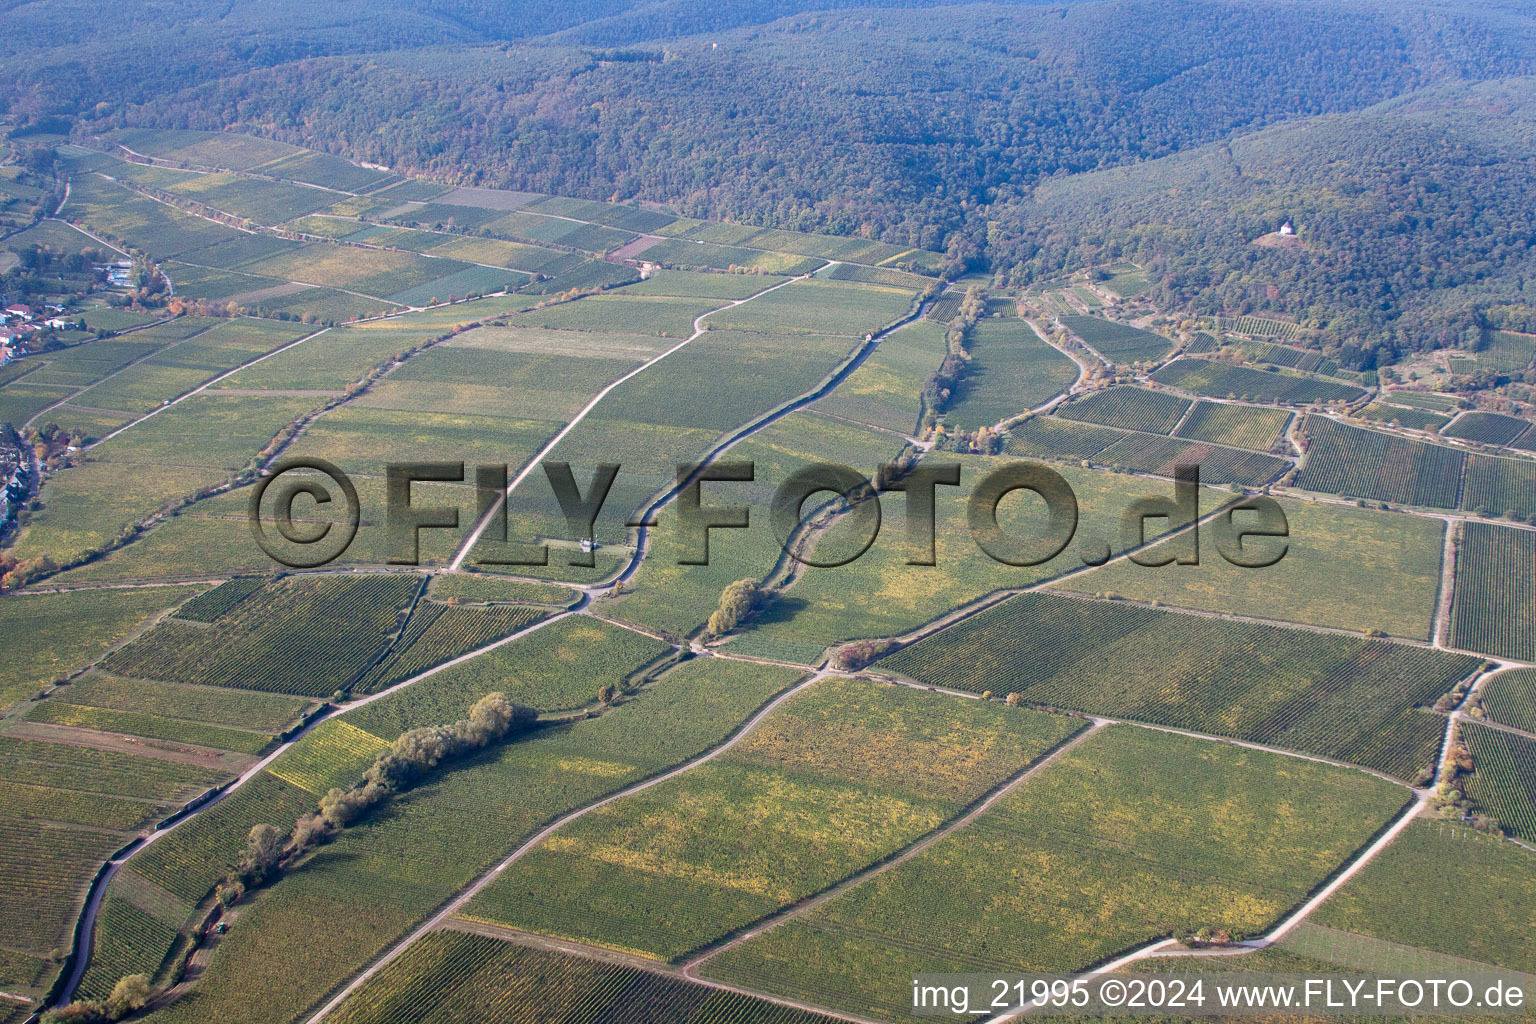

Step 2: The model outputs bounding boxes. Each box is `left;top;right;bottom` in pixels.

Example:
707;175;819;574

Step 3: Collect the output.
995;76;1536;368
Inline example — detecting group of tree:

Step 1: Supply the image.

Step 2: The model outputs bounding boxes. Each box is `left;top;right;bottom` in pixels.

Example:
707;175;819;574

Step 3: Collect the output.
921;286;986;429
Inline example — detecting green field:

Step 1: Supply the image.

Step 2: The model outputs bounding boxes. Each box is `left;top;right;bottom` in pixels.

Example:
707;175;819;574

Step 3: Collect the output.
0;587;189;711
1443;411;1531;446
881;592;1477;780
943;319;1078;429
1451;521;1536;660
749;460;1222;647
140;657;805;1024
702;279;917;338
1462;453;1536;520
810;318;945;434
1480;668;1536;734
1312;818;1536;972
349;615;672;737
1004;415;1127;460
1295;416;1467;508
327;930;844;1024
1174;401;1290;451
703;725;1408;1023
1154;358;1364;404
1056;385;1190;433
459;677;1082;960
1055;497;1445;638
1358;402;1450;431
1058;315;1173;363
1461;723;1536;842
103;574;421;695
1088;431;1289;486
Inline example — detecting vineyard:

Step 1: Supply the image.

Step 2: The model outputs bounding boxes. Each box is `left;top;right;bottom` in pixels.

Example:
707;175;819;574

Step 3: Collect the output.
353;603;550;694
54;673;308;734
74;894;180;1000
24;701;273;754
327;930;845;1024
1442;411;1532;446
103;574;421;696
1450;521;1536;660
109;658;807;1024
1357;403;1449;432
1461;724;1536;842
1004;415;1125;460
266;720;388;795
704;726;1406;1024
1480;668;1536;734
1461;454;1536;520
348;616;669;739
1058;315;1173;363
1186;331;1219;353
1091;433;1288;486
1215;315;1302;341
880;593;1478;779
126;772;317;905
459;678;1081;961
173;576;267;622
1311;819;1536;974
1246;342;1336;375
1055;386;1190;433
1174;401;1290;451
1152;359;1364;405
943;319;1078;429
1294;416;1466;507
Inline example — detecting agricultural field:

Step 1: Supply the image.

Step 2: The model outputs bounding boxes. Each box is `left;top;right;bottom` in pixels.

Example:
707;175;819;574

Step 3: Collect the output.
348;616;671;738
1460;724;1536;842
138;658;805;1024
1310;818;1536;973
1450;521;1536;660
702;725;1407;1023
1088;432;1289;486
1058;315;1173;363
1462;453;1536;520
810;318;945;434
1480;668;1536;735
327;931;844;1024
747;459;1225;648
459;677;1082;960
102;574;421;696
423;574;577;607
1294;416;1467;507
1153;358;1364;404
1055;496;1446;638
1443;411;1532;446
0;586;188;710
1216;314;1302;341
881;592;1477;779
1055;385;1190;433
941;319;1078;428
608;409;903;638
1174;401;1290;451
1003;415;1126;460
0;733;228;981
1358;402;1450;431
702;279;918;337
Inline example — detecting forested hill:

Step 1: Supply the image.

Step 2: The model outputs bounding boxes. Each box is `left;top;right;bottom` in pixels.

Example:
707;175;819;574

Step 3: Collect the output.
59;0;1536;259
992;77;1536;369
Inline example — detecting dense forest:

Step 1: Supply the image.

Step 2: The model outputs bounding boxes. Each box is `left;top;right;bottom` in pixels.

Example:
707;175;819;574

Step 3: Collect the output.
10;0;1536;365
